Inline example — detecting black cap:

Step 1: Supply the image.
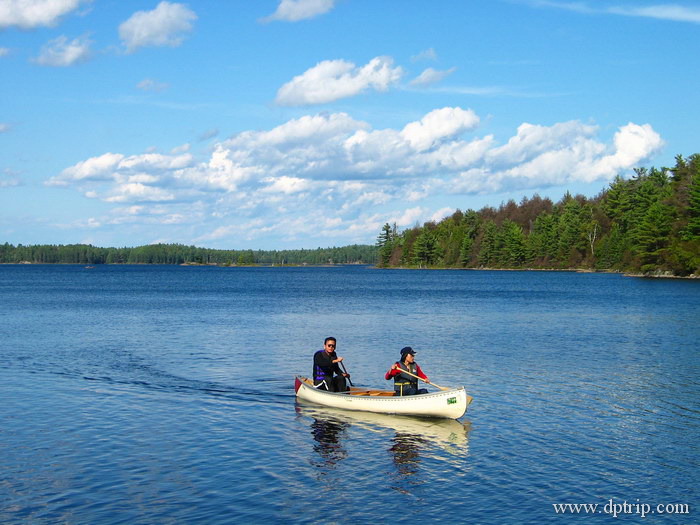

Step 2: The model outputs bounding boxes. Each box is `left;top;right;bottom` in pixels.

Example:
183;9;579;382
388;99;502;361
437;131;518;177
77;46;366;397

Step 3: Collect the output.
400;346;416;357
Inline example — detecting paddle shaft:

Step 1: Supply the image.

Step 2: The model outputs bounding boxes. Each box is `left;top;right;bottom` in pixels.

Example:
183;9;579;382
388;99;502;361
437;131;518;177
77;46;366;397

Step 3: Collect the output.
339;360;354;387
395;367;449;391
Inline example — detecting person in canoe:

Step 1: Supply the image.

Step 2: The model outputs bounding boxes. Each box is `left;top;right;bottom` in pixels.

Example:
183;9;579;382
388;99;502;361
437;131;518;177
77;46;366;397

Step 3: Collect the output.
313;337;350;392
385;346;429;396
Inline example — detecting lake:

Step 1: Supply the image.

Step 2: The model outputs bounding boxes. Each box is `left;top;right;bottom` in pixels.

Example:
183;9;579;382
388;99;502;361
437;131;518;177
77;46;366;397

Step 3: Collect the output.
1;264;698;523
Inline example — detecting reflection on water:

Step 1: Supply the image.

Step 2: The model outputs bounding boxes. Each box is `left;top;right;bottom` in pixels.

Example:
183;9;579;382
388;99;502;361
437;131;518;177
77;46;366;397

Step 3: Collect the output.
296;402;472;495
296;401;471;453
389;433;429;494
309;416;349;469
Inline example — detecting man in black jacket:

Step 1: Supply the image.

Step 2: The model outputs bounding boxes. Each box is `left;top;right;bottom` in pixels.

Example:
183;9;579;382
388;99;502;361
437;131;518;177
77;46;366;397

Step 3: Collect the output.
313;337;350;391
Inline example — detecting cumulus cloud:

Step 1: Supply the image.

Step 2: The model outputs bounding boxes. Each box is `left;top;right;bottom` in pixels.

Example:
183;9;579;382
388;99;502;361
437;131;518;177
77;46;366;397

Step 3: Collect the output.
275;56;404;106
48;152;124;185
32;35;93;67
0;0;88;29
261;0;335;22
401;107;480;151
261;175;314;194
47;151;194;192
590;123;665;179
119;1;197;54
49;108;664;246
430;207;456;223
409;67;457;87
0;48;10;57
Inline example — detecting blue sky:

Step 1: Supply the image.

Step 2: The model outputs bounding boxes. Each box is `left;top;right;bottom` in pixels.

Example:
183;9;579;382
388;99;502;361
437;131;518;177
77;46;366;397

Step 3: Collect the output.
1;0;698;249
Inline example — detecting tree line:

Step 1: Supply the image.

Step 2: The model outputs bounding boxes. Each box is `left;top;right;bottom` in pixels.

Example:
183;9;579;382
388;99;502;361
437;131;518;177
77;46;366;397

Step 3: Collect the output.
376;154;700;276
0;242;378;266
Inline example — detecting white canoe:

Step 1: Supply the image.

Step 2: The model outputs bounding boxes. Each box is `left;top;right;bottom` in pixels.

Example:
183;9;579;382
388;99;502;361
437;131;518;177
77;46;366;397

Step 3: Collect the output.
294;376;472;419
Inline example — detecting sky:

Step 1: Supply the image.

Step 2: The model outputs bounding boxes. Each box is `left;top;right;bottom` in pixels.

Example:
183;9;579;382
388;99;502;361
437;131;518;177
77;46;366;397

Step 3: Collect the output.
1;0;699;250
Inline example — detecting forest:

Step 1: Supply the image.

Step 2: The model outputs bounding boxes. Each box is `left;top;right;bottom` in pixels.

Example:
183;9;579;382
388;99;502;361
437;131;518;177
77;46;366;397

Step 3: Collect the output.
0;242;377;266
376;154;700;276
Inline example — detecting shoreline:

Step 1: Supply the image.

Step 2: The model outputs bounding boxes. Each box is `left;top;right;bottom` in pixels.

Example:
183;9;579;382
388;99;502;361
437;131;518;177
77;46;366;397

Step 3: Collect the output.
374;265;699;279
2;261;698;279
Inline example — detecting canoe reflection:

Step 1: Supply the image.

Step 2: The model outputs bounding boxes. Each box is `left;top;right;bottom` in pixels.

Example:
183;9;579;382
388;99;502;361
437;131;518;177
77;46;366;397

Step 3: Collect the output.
296;402;472;478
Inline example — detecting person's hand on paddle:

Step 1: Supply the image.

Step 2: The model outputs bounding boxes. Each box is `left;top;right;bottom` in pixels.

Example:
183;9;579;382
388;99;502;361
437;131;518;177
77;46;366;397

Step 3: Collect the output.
333;356;343;364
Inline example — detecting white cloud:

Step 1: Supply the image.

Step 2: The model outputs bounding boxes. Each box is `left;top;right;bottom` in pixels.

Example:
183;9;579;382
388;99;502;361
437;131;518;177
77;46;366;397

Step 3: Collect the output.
609;5;700;24
261;175;313;194
102;183;176;203
0;47;10;57
0;0;88;29
589;123;665;180
410;67;457;87
0;123;11;133
401;107;480;151
528;1;700;24
261;0;335;22
1;169;21;188
487;121;598;167
430;207;456;223
394;207;427;228
119;1;197;54
411;48;437;62
450;120;663;193
32;35;93;67
137;78;170;92
49;108;664;246
48;152;124;185
275;56;404;106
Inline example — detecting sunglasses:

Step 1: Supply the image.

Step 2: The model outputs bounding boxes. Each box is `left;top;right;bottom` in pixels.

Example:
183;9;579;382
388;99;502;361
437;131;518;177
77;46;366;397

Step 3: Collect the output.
326;344;336;348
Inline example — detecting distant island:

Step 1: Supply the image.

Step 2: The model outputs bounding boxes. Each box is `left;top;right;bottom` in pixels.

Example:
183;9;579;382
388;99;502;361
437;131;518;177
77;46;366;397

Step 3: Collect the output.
375;154;700;278
0;243;377;266
3;154;698;277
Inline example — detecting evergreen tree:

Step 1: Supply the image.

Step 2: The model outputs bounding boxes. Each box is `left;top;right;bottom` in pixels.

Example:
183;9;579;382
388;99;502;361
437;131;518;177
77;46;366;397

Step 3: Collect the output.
499;219;526;267
376;222;393;267
478;221;498;267
412;230;436;267
636;201;674;271
683;165;700;240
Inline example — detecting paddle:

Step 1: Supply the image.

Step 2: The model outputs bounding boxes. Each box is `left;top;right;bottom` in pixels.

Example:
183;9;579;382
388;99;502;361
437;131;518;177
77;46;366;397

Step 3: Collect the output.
339;360;354;387
395;368;450;391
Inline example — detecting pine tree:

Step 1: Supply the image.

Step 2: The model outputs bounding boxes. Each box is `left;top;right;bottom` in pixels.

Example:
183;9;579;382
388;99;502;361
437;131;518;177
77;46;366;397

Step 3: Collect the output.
376;223;393;266
684;167;700;239
636;201;675;271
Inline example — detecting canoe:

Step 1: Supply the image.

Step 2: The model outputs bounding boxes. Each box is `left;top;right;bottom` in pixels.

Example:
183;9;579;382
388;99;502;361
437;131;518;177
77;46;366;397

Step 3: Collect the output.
294;376;472;419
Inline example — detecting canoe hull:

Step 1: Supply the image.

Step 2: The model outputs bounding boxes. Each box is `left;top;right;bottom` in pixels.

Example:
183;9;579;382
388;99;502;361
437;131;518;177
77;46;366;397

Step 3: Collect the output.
295;376;471;419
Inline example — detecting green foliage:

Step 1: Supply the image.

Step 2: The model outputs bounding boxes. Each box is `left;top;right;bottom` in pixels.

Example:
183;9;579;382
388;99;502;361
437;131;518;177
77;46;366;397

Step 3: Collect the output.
0;242;378;266
375;154;700;276
376;222;397;267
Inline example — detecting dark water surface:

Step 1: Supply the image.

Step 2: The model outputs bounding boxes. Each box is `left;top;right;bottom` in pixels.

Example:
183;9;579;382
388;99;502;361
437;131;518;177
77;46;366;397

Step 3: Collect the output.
1;265;698;523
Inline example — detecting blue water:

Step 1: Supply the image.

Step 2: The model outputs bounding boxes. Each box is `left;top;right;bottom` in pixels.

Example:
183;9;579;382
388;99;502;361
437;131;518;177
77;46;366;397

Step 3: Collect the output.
1;265;698;523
